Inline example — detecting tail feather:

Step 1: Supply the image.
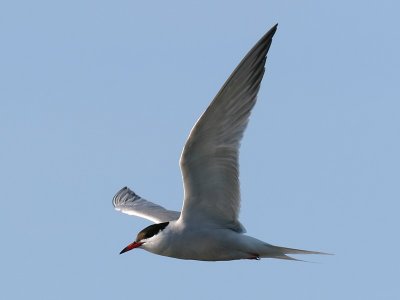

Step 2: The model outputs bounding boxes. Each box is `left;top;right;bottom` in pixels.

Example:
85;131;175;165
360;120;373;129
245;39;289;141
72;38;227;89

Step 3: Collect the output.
275;246;331;256
259;244;332;260
273;254;305;262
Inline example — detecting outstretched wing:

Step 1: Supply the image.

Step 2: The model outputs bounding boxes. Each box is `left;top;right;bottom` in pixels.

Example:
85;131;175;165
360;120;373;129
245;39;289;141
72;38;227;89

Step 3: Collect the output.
113;187;180;223
179;25;277;231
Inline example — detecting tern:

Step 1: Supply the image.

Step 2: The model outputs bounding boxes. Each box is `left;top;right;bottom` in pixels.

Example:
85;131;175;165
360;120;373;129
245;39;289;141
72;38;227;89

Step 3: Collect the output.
113;24;327;261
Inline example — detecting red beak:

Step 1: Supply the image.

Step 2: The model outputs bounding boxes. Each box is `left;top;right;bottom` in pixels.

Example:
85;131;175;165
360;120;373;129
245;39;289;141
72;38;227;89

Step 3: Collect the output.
119;241;143;254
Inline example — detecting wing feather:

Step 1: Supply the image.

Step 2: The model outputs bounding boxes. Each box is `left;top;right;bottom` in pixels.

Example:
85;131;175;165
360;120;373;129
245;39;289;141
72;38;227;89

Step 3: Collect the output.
113;187;180;223
179;25;278;231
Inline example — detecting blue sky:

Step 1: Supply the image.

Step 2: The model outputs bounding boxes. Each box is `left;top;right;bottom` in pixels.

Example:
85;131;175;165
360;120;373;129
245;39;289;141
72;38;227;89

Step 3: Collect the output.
1;1;399;299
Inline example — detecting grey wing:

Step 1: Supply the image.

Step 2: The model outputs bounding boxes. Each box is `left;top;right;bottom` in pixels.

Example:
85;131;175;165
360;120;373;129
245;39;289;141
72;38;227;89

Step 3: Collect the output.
179;25;277;231
113;187;180;223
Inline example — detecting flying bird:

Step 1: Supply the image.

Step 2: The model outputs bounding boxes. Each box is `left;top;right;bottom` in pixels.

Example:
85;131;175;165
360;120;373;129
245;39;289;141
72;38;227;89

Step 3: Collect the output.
113;24;327;261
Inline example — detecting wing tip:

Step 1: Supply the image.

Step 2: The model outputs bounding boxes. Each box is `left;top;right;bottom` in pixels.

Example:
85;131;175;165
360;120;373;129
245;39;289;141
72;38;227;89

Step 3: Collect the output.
260;23;278;47
263;23;278;38
112;186;138;208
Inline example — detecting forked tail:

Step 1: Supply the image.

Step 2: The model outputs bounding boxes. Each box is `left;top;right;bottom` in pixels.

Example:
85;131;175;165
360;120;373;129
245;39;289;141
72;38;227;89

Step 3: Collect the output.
263;244;332;261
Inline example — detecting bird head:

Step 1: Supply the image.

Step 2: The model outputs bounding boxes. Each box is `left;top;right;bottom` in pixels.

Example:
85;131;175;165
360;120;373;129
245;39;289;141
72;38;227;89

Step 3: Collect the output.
119;222;169;254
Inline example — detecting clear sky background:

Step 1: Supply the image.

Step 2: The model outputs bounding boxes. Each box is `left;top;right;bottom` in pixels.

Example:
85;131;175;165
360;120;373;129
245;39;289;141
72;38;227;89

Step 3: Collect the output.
1;1;399;299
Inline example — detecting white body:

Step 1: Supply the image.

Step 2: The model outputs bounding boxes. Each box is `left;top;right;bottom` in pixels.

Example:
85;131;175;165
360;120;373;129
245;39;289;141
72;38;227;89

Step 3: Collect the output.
141;220;274;261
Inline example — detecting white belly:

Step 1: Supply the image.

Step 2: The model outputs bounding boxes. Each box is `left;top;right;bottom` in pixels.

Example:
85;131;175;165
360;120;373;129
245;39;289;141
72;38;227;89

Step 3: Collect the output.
141;222;268;261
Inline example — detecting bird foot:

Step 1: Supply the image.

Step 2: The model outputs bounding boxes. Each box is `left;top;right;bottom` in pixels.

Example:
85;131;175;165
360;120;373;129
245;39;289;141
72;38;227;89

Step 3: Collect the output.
247;253;260;260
